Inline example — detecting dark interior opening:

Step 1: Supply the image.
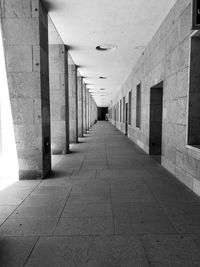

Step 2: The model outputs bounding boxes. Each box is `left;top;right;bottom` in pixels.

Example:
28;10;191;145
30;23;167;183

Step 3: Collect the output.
98;107;108;120
125;103;128;135
149;82;163;163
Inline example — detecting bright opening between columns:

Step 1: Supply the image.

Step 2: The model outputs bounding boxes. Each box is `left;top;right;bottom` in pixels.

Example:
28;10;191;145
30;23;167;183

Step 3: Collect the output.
0;21;19;191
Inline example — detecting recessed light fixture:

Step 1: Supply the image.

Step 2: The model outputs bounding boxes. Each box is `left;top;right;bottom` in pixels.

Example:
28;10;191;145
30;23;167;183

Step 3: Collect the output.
134;45;145;50
99;76;107;79
100;88;105;91
96;44;117;51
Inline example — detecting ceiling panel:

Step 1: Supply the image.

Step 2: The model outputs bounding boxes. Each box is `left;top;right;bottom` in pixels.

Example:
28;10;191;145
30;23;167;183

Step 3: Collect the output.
48;0;177;106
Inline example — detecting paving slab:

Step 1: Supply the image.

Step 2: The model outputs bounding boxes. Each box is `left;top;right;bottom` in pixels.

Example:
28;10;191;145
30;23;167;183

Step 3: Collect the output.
141;234;200;267
25;236;91;267
0;122;200;266
54;216;114;236
0;237;38;267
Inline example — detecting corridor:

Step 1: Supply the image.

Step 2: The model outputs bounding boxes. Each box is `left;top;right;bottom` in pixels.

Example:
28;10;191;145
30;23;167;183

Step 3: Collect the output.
0;122;200;266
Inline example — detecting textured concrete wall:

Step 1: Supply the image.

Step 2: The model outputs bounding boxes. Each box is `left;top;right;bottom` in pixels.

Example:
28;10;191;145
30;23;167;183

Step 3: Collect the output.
68;54;78;143
109;0;200;196
49;44;69;154
1;0;51;179
77;74;83;137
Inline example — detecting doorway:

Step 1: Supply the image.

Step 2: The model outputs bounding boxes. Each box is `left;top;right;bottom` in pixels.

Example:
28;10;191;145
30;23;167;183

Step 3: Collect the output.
98;107;108;120
125;103;128;135
149;82;163;163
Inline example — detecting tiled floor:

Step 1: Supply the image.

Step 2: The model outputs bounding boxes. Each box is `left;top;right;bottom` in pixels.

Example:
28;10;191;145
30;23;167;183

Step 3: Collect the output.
0;122;200;266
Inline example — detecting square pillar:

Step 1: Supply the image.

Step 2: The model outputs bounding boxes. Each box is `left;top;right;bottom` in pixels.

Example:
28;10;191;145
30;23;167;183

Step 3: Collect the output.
77;74;83;137
1;0;51;179
90;94;93;127
89;93;92;128
49;44;69;154
82;83;86;134
86;88;89;131
68;55;78;143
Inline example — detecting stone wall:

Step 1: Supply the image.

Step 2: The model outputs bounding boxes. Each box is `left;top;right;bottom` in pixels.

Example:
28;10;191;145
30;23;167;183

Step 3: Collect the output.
109;0;200;195
90;95;98;126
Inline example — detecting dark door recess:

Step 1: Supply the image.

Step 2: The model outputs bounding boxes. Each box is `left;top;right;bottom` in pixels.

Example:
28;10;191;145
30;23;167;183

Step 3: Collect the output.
125;103;128;135
149;82;163;163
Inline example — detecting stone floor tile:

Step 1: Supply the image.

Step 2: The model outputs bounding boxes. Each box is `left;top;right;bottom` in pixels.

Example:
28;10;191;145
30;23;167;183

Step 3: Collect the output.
111;190;156;203
112;202;167;218
25;236;90;267
88;235;149;267
0;237;38;267
71;170;97;179
0;188;33;205
0;218;5;225
62;202;112;218
30;185;71;196
54;216;114;236
141;234;200;267
21;195;66;207
68;191;111;203
0;122;200;265
0;218;58;236
114;216;176;234
96;169;121;179
9;205;63;219
0;205;17;219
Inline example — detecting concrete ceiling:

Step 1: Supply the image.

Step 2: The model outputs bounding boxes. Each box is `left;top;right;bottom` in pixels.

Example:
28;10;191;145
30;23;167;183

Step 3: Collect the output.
48;0;177;107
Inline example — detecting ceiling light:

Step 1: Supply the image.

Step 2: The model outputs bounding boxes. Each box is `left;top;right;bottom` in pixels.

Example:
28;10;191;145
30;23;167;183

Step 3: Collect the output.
100;88;105;91
96;44;117;51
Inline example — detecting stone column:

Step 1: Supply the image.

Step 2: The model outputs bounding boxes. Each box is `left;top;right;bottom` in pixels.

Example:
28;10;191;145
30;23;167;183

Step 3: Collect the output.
86;88;89;131
90;94;92;127
87;89;90;130
77;74;83;137
1;0;51;179
68;55;78;143
49;44;69;154
82;83;86;134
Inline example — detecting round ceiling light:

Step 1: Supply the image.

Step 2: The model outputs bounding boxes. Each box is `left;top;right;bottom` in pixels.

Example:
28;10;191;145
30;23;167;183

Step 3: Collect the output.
96;44;117;51
100;88;105;91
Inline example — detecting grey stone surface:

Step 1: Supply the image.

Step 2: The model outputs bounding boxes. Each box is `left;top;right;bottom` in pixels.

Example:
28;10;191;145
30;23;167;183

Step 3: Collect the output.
0;237;38;267
88;236;149;267
1;0;51;179
77;74;83;137
25;236;91;267
82;83;87;134
54;216;114;236
0;122;199;266
49;44;69;154
68;55;78;143
108;0;200;197
0;217;58;236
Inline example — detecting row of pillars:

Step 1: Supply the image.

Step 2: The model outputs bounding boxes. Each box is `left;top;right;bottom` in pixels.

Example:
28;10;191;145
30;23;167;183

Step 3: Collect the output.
0;0;98;180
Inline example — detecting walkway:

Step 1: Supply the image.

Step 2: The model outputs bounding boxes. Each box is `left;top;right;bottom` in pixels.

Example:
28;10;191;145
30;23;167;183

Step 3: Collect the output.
1;122;200;266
